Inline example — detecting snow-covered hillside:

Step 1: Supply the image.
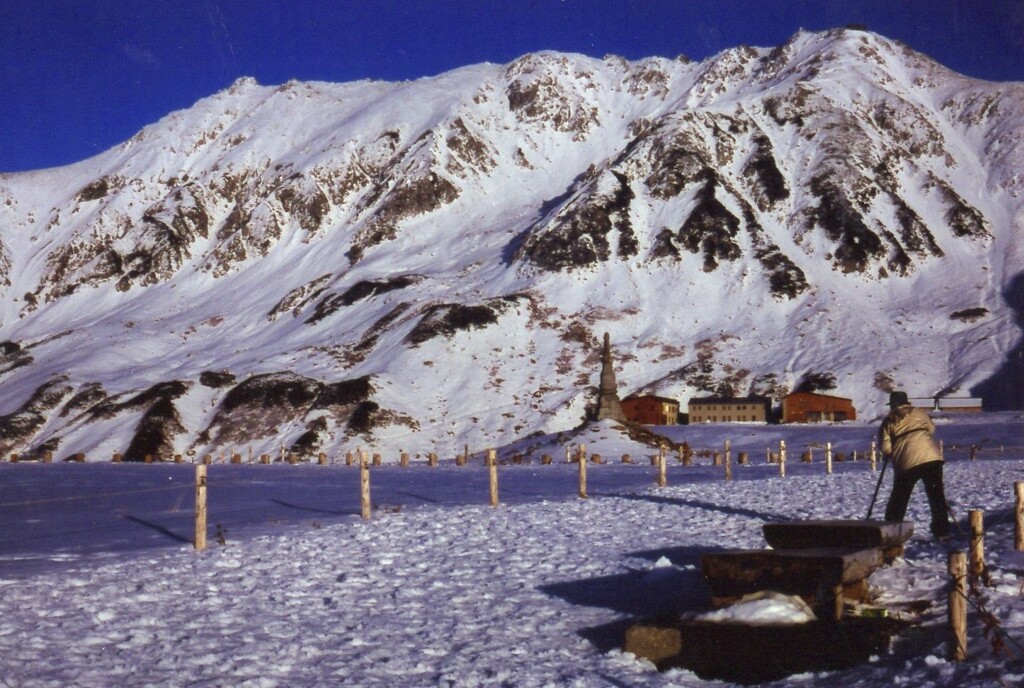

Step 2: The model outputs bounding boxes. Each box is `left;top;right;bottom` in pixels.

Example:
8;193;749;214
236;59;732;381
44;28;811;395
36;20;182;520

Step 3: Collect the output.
1;27;1023;461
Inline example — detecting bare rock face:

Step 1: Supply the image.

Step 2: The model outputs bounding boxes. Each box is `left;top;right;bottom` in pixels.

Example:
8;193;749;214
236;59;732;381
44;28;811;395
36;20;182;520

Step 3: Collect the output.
0;377;75;457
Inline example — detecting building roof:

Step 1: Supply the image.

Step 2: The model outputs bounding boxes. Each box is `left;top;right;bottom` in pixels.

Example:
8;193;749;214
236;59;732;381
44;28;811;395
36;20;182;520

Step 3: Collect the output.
688;396;770;405
623;394;680;405
783;391;853;402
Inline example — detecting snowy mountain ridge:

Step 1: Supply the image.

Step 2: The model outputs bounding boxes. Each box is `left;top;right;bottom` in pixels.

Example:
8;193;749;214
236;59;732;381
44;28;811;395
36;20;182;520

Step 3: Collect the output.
1;27;1023;461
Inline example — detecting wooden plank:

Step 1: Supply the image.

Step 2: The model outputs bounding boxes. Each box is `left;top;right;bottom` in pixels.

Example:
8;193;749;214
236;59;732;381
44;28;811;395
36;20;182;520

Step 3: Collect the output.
625;615;910;681
700;547;883;600
762;520;914;551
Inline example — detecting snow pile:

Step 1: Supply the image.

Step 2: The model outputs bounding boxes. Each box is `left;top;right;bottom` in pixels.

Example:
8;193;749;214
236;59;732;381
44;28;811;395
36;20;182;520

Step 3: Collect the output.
694;591;817;626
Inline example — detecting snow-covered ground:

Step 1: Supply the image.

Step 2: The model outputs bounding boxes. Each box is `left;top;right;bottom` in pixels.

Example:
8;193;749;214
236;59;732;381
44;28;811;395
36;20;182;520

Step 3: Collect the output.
2;415;1024;687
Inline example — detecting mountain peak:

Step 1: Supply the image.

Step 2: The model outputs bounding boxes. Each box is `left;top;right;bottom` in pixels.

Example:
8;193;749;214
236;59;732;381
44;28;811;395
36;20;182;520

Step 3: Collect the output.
1;29;1022;460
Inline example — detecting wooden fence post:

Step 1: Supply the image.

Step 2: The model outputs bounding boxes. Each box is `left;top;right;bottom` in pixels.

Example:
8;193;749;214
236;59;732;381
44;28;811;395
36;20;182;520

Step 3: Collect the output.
578;444;588;499
969;510;985;577
400;451;409;468
261;453;270;464
779;440;786;478
195;464;207;552
565;445;572;464
319;452;328;466
488;449;499;507
970;445;978;462
345;451;354;466
657;445;667;487
870;441;877;471
948;551;967;661
1016;482;1024;551
112;452;123;463
825;442;833;475
43;452;53;463
429;452;439;467
360;450;371;520
724;440;732;482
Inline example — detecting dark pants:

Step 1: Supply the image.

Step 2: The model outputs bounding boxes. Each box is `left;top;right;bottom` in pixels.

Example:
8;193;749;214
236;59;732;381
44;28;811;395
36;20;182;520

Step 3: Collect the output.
885;461;950;537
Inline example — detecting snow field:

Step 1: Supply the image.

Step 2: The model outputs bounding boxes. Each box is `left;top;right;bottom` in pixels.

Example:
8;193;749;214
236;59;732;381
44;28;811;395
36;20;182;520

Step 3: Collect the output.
1;433;1024;686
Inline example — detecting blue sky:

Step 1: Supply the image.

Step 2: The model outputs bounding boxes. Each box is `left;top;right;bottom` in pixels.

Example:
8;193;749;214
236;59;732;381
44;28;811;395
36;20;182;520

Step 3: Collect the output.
2;0;1022;173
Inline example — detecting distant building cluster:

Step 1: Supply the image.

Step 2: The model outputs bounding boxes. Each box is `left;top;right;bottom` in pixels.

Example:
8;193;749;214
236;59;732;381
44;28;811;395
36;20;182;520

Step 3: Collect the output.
595;332;984;427
618;391;985;426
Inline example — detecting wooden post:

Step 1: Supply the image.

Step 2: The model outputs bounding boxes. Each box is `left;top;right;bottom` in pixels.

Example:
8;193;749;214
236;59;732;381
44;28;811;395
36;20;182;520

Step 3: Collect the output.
825;442;833;475
360;451;371;520
657;446;667;487
779;440;786;478
870;441;877;471
248;447;253;464
766;446;771;464
969;510;985;577
578;444;588;499
723;441;732;482
970;445;977;462
542;454;553;465
371;453;381;467
231;453;242;464
43;452;52;463
948;551;967;661
400;451;409;468
144;454;153;464
174;454;183;464
345;451;354;466
1016;482;1024;551
260;453;270;464
319;452;328;466
429;452;439;467
621;454;631;464
203;454;212;465
194;464;207;552
488;449;499;507
565;445;572;464
738;451;748;465
112;452;123;463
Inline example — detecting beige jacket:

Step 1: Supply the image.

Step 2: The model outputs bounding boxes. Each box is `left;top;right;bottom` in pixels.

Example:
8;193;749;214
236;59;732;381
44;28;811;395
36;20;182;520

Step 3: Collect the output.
879;405;942;473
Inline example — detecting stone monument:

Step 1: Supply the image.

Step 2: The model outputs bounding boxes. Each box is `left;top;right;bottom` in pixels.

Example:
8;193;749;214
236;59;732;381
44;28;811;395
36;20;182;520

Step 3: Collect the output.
595;332;626;422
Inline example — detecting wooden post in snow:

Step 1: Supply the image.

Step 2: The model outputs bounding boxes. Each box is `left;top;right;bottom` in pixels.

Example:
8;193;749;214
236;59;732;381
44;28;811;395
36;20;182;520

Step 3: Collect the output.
870;441;877;472
400;451;409;468
657;445;667;487
345;451;354;466
319;452;328;466
112;452;123;463
825;442;833;475
578;444;588;499
566;445;572;464
948;551;968;661
488;449;499;507
429;452;439;467
360;450;371;520
779;440;786;478
261;453;270;464
723;440;732;482
1015;482;1024;551
194;464;207;552
969;510;985;577
970;445;978;462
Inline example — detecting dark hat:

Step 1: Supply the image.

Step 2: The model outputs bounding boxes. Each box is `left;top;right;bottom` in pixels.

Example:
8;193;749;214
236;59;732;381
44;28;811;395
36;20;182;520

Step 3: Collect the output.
888;391;910;408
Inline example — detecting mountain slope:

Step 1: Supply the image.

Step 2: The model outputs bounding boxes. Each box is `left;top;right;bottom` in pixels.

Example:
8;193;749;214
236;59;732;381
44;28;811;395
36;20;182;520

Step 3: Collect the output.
1;28;1023;461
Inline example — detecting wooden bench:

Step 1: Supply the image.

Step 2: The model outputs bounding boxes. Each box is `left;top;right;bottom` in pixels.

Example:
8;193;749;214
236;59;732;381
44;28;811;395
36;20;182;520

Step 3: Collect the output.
762;519;914;562
701;547;883;619
700;520;913;619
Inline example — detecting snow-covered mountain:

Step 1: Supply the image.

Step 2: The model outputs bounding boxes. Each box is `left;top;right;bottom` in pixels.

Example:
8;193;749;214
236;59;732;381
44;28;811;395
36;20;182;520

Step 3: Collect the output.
1;27;1023;461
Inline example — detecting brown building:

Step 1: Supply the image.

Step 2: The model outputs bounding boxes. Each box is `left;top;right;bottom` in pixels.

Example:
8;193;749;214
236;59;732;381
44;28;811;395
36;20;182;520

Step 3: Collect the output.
782;392;856;423
622;395;680;425
687;396;770;424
